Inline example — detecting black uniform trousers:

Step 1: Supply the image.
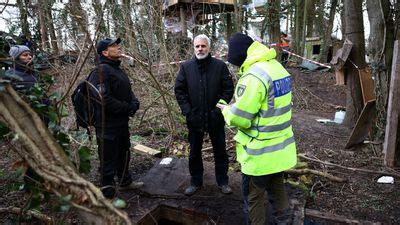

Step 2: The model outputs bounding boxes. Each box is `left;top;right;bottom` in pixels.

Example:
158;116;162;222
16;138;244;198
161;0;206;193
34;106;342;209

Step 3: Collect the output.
96;125;132;198
188;126;229;187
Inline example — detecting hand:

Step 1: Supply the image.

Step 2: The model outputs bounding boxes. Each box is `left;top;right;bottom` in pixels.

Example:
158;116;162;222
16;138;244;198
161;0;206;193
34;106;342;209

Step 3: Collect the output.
216;103;226;110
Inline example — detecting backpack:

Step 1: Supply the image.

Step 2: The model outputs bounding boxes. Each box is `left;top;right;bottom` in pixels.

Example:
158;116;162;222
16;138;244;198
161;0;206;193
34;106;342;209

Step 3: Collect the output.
71;70;96;129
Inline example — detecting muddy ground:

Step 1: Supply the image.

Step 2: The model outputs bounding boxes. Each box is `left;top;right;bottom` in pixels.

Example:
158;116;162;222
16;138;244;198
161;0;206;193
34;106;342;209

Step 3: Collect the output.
1;67;399;224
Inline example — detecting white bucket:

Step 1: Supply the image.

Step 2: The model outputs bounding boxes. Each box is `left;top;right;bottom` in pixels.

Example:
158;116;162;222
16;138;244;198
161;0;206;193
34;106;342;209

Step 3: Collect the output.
334;111;345;124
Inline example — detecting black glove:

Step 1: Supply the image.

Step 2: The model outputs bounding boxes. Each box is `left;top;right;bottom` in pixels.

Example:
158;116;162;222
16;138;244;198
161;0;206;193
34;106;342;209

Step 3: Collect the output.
128;101;139;117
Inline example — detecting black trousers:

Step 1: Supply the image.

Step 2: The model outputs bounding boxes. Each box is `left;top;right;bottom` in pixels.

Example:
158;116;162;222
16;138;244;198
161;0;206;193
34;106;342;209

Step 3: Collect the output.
96;126;132;197
281;52;289;66
188;126;229;187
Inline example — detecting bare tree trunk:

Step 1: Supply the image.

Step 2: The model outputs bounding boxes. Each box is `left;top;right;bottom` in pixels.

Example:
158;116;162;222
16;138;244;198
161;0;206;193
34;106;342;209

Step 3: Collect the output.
293;0;305;56
227;13;233;40
92;0;107;36
301;0;308;55
367;0;395;140
320;0;338;63
343;0;366;126
150;0;163;45
269;0;281;44
44;0;59;56
0;86;132;224
306;0;316;37
68;0;91;46
180;5;187;37
37;0;50;50
122;0;136;49
234;0;243;32
17;0;31;40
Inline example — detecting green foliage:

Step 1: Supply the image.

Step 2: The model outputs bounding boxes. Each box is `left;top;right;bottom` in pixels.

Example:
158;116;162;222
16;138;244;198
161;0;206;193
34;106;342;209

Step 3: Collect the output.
5;167;25;192
0;122;11;138
130;135;144;143
78;146;92;174
113;198;127;209
56;194;72;212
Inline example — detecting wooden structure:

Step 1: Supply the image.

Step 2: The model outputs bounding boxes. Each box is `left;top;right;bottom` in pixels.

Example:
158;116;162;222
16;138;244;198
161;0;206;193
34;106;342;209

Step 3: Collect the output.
163;0;236;38
345;100;376;149
345;67;376;148
303;37;322;61
383;40;400;167
163;0;235;14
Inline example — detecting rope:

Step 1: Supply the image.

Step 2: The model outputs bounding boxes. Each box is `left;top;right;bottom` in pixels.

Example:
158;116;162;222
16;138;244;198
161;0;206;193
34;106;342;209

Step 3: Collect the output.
282;49;332;69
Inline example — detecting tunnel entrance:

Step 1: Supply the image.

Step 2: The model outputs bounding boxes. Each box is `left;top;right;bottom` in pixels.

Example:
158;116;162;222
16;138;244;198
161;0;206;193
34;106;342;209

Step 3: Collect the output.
138;204;214;225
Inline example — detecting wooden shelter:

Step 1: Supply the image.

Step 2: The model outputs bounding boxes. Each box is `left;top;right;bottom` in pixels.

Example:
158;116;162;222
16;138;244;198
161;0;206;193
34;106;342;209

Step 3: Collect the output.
163;0;236;38
163;0;235;13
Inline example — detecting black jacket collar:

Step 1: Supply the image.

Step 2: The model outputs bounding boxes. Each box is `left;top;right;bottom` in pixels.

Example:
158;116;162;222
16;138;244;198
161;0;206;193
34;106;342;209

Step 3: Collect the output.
99;55;121;67
195;53;212;65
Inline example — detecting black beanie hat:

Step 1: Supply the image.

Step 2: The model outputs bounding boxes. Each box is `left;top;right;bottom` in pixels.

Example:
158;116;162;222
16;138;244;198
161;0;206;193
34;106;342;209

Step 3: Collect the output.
227;32;254;66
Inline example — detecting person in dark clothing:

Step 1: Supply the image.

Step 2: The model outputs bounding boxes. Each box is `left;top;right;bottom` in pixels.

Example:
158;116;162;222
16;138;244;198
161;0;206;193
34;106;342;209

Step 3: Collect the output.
174;34;234;196
6;45;36;90
6;45;47;191
88;37;143;199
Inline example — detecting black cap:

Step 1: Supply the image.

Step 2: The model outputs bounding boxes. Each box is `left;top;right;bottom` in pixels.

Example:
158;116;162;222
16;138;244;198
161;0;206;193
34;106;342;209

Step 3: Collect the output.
227;33;254;66
96;37;121;54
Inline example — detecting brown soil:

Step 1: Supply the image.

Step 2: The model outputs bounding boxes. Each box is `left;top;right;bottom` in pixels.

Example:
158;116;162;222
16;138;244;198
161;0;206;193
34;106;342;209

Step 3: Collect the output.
1;67;399;224
289;67;400;224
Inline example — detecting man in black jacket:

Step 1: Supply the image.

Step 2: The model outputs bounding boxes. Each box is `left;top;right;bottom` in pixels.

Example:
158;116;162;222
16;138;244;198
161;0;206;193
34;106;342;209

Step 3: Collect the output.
89;37;143;199
175;34;234;196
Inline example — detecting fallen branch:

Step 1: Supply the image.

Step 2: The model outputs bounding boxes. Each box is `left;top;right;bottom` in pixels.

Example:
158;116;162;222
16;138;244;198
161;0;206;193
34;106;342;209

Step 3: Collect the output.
299;154;400;178
287;168;346;182
0;207;53;224
305;209;381;224
0;86;132;224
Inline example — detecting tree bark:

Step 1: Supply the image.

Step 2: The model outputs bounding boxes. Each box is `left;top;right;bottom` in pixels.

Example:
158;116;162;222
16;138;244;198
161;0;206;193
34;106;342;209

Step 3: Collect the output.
306;0;316;37
269;0;281;44
293;0;305;58
37;0;50;50
343;0;366;126
234;0;243;32
44;0;59;56
67;0;89;47
92;0;107;36
0;86;132;224
17;0;31;40
320;0;338;63
227;13;233;40
366;0;395;141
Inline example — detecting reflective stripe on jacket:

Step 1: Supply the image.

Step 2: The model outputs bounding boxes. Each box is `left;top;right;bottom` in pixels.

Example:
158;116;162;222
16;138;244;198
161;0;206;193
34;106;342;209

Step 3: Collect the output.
222;41;297;176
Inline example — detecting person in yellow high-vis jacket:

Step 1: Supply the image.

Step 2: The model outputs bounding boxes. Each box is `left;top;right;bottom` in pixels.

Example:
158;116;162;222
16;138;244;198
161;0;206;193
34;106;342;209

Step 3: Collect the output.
218;33;297;225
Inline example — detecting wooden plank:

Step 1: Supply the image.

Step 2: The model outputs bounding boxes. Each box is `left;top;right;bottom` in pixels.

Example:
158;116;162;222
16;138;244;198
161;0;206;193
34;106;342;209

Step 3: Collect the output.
305;209;381;225
198;0;235;4
345;100;376;149
383;40;400;167
335;68;345;85
330;39;353;71
133;144;162;157
358;67;375;105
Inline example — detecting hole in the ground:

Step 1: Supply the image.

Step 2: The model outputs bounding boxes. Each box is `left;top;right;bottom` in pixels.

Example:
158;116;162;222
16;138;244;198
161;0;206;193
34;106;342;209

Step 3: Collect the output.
138;204;214;225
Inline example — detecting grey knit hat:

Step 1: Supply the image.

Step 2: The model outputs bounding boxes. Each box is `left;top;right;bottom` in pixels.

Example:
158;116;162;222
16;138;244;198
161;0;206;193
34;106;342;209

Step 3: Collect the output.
9;45;31;59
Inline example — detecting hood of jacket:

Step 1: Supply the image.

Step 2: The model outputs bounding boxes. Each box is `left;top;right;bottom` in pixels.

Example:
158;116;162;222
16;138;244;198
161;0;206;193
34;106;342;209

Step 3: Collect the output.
239;41;277;76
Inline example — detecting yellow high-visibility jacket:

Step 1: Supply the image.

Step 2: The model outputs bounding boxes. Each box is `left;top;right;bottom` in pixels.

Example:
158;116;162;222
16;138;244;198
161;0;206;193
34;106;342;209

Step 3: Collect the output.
222;41;297;176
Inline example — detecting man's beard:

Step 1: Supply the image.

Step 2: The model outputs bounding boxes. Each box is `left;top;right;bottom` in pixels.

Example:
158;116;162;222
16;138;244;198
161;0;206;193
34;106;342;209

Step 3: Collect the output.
195;52;209;60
